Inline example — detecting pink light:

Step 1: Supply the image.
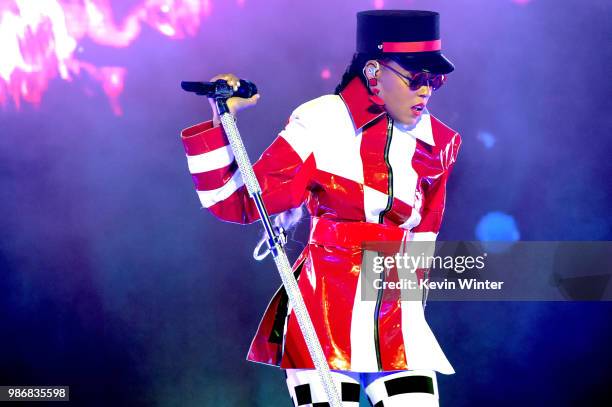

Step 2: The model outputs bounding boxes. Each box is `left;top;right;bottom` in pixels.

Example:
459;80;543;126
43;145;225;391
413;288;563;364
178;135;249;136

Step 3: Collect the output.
203;0;212;16
512;0;532;4
320;68;331;80
374;0;384;10
0;0;210;115
110;72;120;85
158;23;176;37
99;67;126;115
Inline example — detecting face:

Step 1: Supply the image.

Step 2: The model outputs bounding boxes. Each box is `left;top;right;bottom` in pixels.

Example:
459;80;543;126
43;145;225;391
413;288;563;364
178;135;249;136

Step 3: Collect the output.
366;59;433;126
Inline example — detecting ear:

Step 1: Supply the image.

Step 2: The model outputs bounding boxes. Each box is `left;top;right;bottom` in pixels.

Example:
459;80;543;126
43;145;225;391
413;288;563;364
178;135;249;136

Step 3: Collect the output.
363;60;381;79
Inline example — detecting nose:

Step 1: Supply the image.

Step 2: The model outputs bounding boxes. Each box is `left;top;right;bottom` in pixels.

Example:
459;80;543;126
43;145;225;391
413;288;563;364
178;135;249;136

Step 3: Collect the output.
417;83;432;99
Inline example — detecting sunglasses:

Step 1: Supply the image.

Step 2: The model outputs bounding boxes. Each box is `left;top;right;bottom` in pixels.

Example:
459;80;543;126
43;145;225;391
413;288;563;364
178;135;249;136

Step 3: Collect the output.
378;61;447;91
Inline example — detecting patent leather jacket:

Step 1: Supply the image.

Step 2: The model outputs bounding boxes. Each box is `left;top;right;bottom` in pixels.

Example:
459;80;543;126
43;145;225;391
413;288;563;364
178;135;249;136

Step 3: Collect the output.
180;77;461;373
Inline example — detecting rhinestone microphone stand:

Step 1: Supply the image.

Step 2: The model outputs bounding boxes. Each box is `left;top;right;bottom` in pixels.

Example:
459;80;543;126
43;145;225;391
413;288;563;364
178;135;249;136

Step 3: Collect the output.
181;80;342;407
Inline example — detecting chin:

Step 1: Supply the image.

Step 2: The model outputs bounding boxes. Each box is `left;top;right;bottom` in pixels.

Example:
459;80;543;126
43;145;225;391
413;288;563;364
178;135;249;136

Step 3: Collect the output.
399;115;418;126
389;111;418;126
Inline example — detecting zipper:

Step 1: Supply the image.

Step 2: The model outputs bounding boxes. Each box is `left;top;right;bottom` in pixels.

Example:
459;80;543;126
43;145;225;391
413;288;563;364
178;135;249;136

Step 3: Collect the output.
373;255;384;370
378;117;394;223
374;115;394;370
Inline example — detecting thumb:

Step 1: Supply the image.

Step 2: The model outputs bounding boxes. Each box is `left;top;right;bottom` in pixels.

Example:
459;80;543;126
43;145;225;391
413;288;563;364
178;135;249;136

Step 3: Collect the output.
231;93;260;112
246;93;261;103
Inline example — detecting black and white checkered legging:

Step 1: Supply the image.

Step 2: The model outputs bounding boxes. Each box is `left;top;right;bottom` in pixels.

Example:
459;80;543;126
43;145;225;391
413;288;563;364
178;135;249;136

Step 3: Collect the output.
285;369;439;406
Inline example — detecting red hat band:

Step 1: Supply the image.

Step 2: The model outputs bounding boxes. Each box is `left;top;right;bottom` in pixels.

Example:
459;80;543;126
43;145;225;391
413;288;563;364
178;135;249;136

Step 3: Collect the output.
380;39;442;53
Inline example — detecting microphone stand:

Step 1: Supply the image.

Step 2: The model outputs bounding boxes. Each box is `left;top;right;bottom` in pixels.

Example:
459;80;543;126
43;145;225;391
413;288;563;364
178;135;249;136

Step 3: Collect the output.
211;95;342;407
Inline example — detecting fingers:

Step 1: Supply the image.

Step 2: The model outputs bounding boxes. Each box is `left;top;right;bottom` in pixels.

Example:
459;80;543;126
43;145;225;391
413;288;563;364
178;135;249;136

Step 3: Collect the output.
226;93;260;115
247;94;260;102
205;74;258;118
241;93;260;107
209;73;240;91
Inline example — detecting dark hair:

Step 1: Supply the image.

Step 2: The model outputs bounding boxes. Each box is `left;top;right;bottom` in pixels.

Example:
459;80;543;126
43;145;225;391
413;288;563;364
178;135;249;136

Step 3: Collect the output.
335;53;372;94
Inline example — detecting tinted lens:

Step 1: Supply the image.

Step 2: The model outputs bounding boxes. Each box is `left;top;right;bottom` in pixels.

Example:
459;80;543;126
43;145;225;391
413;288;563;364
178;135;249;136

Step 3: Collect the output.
408;73;429;90
381;62;447;91
430;74;446;90
409;73;446;91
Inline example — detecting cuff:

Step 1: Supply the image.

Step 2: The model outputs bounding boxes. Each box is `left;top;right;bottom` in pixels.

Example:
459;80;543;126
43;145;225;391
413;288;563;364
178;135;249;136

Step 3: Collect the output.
181;120;229;156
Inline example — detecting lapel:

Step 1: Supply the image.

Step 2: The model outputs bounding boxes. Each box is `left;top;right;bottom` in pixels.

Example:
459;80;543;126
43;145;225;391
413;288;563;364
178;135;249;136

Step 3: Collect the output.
339;77;435;146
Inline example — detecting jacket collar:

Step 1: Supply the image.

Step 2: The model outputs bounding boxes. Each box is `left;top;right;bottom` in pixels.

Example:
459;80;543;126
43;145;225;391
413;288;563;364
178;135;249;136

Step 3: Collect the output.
394;111;435;146
339;77;435;146
338;77;386;130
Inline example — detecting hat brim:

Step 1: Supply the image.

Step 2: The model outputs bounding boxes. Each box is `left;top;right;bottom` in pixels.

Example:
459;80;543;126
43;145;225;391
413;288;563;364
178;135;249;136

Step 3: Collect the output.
388;52;455;74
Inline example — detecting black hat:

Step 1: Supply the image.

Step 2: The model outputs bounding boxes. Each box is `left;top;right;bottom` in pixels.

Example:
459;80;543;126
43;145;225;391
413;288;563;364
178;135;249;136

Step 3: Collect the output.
356;10;454;74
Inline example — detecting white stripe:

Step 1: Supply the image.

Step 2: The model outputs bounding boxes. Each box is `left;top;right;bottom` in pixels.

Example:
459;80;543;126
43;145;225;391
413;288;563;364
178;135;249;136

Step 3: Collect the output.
390;123;419;206
364;369;439;403
395;109;435;146
305;95;365;184
363;185;389;224
196;171;244;208
391;122;427;231
349;270;379;372
400;181;423;230
408;231;438;241
286;369;360;405
401;210;423;230
278;116;311;162
187;145;234;174
400;300;455;374
395;237;454;374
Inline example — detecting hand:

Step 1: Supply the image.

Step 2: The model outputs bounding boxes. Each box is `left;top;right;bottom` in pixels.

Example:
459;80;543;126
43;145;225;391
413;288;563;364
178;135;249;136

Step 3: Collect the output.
207;73;260;126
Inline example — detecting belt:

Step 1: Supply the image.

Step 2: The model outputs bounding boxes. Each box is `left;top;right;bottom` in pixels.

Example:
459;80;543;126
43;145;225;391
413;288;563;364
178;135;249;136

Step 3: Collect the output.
308;217;407;250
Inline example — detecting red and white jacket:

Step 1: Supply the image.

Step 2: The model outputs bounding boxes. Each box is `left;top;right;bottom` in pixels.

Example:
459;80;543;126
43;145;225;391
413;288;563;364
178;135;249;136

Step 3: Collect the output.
181;77;461;374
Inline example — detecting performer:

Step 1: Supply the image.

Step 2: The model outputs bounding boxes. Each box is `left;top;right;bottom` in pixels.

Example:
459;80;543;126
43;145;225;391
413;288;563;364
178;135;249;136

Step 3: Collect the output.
180;10;461;407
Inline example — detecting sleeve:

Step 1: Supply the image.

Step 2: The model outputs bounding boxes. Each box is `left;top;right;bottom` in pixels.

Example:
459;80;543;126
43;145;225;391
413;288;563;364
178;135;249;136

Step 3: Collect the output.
409;132;461;291
180;107;316;224
410;132;462;241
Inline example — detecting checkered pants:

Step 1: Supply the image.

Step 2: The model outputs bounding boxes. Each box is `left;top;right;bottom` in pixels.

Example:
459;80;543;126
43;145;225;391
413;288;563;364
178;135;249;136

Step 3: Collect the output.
285;369;439;407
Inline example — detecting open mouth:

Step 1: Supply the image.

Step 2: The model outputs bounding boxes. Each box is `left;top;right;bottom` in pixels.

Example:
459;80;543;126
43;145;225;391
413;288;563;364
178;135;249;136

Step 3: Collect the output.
411;103;425;114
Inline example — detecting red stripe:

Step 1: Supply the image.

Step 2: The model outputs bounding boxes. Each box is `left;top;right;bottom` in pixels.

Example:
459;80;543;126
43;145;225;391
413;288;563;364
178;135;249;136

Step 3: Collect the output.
360;118;390;194
247;247;311;366
182;121;213;138
412;209;443;233
305;217;407;370
206;137;316;225
192;161;238;191
339;77;386;130
281;244;360;370
254;138;314;216
411;136;448;234
308;170;365;221
383;197;415;227
182;121;230;156
382;39;441;53
379;263;407;370
207;190;251;224
309;217;404;249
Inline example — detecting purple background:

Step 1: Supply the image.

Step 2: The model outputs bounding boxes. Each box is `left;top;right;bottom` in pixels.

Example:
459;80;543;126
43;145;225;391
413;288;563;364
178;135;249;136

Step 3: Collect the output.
1;0;611;405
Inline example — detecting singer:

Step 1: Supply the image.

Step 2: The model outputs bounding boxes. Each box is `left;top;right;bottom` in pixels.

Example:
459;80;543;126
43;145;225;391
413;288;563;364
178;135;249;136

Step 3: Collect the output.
180;10;461;407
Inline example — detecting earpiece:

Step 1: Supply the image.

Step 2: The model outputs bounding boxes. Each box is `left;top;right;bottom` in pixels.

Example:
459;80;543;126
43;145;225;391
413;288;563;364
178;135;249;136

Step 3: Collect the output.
363;61;381;92
365;61;380;78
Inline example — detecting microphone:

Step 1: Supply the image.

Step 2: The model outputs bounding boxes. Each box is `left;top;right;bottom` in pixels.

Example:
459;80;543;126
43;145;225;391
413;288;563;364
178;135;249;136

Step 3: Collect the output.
180;79;258;99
